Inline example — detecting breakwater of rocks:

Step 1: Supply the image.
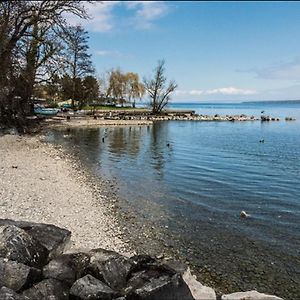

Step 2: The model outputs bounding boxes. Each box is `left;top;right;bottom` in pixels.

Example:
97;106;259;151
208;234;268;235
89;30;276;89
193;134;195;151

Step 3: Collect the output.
0;219;284;300
51;108;297;124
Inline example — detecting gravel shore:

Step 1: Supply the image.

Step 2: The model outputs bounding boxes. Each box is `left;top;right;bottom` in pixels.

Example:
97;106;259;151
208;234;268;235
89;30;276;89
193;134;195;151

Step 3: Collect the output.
0;134;130;255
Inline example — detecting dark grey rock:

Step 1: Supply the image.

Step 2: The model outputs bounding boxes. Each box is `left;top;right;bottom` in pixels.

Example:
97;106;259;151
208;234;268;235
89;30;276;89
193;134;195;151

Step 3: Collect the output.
22;278;69;300
0;225;49;268
89;248;124;263
129;255;156;273
43;252;90;286
0;219;71;259
126;273;194;300
0;258;41;291
88;249;133;291
0;287;24;300
125;264;176;294
70;274;119;300
125;262;194;300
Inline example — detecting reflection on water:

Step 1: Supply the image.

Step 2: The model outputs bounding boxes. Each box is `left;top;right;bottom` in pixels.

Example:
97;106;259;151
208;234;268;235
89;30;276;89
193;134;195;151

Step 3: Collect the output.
49;115;300;299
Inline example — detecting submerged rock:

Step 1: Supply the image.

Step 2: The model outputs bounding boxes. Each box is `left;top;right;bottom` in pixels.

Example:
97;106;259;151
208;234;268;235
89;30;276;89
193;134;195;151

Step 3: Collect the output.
0;258;41;291
0;225;48;268
240;211;250;218
221;290;284;300
70;274;119;300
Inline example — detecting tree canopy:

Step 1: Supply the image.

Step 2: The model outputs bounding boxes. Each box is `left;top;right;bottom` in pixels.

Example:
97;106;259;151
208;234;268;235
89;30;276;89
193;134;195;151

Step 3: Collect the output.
0;1;177;131
0;0;88;129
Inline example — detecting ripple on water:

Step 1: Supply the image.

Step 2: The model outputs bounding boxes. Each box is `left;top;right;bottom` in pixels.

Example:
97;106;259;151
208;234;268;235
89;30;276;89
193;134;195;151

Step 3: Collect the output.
48;116;300;299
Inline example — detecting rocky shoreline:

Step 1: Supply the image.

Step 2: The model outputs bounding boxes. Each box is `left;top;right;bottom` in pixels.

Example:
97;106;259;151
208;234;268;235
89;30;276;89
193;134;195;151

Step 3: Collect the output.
0;133;287;299
37;108;297;130
0;218;284;300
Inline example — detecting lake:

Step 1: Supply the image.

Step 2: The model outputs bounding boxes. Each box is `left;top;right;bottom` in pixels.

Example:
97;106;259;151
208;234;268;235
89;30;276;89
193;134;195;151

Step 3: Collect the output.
49;101;300;299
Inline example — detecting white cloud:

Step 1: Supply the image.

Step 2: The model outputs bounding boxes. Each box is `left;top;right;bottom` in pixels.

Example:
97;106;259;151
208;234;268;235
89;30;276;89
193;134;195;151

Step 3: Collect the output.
127;1;169;29
64;1;170;32
65;2;119;32
205;87;257;95
175;87;257;97
175;90;203;96
190;90;204;95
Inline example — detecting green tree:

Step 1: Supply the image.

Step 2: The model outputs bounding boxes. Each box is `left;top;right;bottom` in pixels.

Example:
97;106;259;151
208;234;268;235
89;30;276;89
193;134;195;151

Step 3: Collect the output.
125;72;145;108
62;25;94;108
82;75;100;107
144;60;177;114
107;69;126;106
43;74;61;101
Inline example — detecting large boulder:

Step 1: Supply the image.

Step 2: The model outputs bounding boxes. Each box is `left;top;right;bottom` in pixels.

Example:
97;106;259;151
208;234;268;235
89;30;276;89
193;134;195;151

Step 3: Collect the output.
0;225;48;268
0;219;71;259
125;262;194;300
0;287;24;300
221;290;284;300
88;248;133;291
125;263;176;293
69;274;119;300
89;248;125;263
129;255;156;274
127;273;194;300
0;258;41;291
43;252;90;286
22;278;69;300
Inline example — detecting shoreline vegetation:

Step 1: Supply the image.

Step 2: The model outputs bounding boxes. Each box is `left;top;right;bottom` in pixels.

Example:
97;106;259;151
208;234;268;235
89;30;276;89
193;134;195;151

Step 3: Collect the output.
0;133;286;300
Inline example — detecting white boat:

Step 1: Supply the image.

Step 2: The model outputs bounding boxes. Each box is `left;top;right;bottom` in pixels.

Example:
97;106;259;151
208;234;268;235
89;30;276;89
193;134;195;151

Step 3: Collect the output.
34;107;60;116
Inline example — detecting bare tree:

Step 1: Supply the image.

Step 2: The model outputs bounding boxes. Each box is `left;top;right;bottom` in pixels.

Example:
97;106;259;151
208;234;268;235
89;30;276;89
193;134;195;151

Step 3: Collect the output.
15;20;62;114
143;60;177;114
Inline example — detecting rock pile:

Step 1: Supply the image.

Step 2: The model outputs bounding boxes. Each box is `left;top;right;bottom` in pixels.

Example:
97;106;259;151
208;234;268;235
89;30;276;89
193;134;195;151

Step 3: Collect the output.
0;219;206;300
0;219;283;300
261;115;280;122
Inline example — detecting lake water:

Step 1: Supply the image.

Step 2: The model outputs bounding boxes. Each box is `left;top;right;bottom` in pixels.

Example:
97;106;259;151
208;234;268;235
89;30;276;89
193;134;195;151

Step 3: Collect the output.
49;102;300;298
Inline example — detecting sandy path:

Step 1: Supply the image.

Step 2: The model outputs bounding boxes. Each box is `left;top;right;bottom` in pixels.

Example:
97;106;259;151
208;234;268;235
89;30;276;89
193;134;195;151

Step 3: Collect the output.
0;134;129;255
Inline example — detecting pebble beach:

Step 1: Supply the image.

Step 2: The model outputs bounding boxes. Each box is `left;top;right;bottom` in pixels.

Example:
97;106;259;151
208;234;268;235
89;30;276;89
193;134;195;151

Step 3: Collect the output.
0;134;129;255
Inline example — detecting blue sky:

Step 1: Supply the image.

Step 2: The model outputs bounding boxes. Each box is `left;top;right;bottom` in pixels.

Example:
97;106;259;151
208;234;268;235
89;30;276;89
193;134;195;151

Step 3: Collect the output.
67;1;300;102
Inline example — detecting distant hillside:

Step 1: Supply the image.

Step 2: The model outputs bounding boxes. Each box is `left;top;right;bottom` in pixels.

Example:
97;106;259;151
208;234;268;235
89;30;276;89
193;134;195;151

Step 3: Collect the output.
243;100;300;104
